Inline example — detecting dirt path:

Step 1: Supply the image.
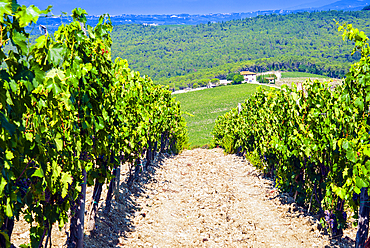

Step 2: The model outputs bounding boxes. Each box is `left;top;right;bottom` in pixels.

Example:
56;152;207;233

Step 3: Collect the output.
113;149;355;247
12;148;357;247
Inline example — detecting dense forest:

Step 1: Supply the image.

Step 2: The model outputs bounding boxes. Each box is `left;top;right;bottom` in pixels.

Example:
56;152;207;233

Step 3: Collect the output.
111;10;370;89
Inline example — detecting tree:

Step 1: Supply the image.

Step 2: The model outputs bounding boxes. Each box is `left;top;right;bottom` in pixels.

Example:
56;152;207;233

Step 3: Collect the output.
257;74;276;83
198;79;209;87
192;82;199;88
226;72;238;81
232;74;244;84
211;78;220;83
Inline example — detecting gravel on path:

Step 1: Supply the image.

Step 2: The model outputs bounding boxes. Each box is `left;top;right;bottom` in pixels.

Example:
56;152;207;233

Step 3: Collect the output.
117;148;356;248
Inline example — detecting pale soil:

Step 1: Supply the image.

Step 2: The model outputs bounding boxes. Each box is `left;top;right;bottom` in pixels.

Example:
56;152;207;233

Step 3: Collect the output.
12;148;357;247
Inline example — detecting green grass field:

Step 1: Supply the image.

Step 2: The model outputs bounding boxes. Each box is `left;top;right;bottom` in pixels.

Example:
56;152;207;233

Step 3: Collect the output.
281;72;330;78
174;84;268;148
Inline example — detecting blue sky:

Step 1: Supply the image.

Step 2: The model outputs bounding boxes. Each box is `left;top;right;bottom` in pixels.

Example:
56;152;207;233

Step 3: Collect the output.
17;0;338;15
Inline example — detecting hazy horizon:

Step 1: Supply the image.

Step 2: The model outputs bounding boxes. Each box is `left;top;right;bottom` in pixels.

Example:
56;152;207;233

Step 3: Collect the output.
17;0;339;16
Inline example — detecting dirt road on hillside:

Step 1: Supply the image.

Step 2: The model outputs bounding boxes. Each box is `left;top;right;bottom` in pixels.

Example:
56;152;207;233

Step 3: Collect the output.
12;149;357;247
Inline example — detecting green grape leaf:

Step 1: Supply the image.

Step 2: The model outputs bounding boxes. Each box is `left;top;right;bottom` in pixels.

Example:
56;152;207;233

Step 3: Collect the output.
102;108;108;120
0;0;12;17
45;69;65;95
346;149;357;163
5;150;14;160
81;63;92;75
51;161;61;183
363;146;370;158
32;168;44;178
48;44;65;66
61;173;72;198
356;177;368;189
72;7;88;23
34;35;47;49
342;140;350;150
87;26;95;39
354;186;361;194
11;30;28;54
8;79;17;93
354;97;364;111
0;178;7;196
55;138;63;151
46;80;61;95
96;116;105;130
15;5;41;27
5;197;12;217
336;187;346;200
76;140;81;153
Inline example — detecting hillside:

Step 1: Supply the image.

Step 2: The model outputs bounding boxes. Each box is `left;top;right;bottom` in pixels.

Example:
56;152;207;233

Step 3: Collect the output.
292;0;369;11
111;10;370;88
315;0;369;11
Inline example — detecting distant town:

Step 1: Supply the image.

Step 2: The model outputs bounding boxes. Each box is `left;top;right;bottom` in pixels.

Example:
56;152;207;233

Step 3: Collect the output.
29;0;368;35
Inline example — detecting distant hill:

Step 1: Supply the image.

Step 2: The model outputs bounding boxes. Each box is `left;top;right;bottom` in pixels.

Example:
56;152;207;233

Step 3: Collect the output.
287;0;338;10
29;0;370;34
296;0;369;11
319;0;369;10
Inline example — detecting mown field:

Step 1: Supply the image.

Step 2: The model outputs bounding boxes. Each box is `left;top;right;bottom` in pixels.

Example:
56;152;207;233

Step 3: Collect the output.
174;83;268;148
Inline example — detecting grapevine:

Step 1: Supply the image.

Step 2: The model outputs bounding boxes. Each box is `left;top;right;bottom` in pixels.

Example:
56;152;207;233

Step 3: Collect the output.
0;1;188;247
213;24;370;247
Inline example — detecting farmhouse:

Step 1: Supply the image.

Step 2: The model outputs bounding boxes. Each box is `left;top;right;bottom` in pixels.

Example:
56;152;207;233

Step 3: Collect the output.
265;77;276;84
240;71;257;83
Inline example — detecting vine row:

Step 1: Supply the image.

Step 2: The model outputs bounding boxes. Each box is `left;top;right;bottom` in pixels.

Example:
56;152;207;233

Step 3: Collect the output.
212;23;370;247
0;1;188;247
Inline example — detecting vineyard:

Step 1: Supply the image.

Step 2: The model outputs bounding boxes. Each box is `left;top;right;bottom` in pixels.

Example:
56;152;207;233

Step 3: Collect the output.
3;0;370;247
213;24;370;247
0;1;187;247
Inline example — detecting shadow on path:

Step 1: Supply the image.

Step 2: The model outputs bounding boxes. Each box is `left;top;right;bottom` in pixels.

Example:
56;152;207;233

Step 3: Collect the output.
84;153;172;247
250;164;356;248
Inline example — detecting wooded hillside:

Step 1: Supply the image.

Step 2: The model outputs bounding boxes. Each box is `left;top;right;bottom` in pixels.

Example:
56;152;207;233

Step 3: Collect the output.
111;10;370;88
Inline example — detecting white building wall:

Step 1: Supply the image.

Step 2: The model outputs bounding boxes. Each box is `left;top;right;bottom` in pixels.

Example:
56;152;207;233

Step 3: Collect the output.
243;75;256;82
